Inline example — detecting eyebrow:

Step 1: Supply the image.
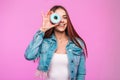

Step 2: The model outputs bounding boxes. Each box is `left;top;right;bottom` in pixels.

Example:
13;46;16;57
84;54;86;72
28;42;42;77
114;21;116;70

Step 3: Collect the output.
63;15;67;17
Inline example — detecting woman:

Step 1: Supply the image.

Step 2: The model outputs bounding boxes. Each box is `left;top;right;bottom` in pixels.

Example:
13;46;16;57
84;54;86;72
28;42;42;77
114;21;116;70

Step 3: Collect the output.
24;5;88;80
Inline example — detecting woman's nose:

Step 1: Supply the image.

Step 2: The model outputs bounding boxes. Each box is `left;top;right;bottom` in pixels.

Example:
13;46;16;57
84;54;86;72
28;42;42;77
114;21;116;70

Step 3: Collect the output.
60;18;64;23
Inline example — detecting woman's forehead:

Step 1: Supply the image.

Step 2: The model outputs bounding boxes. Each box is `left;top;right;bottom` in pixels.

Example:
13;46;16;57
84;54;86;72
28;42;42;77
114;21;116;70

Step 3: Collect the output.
55;8;67;15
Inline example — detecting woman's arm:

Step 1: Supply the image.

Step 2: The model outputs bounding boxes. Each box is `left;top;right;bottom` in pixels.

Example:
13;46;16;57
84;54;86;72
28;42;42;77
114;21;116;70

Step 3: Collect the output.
76;38;86;80
24;29;45;60
77;52;86;80
24;10;58;61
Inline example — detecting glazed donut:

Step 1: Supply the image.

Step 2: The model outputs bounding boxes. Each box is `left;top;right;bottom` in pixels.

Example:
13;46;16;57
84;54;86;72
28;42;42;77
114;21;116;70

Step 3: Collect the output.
50;13;61;24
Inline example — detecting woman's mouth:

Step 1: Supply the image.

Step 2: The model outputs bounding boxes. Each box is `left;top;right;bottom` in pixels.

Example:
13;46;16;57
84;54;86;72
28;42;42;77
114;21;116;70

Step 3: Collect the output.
59;23;65;27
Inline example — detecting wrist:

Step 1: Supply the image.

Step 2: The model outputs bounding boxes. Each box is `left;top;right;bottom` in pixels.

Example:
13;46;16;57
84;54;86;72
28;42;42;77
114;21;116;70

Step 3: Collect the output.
40;28;46;33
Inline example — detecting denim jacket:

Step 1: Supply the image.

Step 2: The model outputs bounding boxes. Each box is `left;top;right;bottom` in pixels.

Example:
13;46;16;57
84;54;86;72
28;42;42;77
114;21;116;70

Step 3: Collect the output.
24;30;86;80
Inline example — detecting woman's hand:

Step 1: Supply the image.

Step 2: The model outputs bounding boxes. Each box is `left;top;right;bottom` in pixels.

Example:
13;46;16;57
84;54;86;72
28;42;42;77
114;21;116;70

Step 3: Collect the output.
40;10;59;32
34;69;48;80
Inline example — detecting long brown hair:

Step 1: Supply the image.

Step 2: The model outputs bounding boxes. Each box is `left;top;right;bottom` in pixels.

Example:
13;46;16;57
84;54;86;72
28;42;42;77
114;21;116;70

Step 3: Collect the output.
44;5;88;58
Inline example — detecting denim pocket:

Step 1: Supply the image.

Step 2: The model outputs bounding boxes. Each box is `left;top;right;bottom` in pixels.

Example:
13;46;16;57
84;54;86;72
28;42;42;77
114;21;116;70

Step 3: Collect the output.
73;54;81;66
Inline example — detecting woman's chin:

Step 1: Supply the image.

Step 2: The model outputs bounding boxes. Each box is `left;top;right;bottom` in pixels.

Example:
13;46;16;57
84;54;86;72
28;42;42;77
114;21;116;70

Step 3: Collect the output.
54;28;66;33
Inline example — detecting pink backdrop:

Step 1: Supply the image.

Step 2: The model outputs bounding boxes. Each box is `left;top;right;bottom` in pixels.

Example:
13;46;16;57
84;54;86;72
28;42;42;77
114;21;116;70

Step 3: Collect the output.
0;0;120;80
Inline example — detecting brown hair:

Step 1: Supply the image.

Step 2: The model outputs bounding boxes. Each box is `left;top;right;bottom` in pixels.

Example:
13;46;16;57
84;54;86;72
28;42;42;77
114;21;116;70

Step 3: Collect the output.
44;5;88;58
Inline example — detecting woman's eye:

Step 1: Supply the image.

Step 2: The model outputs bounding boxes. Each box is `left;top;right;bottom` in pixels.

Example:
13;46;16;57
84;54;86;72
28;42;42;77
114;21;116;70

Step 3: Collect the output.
64;17;67;19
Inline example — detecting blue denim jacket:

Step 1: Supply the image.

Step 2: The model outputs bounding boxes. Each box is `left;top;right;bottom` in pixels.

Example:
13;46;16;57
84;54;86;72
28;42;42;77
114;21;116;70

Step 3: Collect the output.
24;30;86;80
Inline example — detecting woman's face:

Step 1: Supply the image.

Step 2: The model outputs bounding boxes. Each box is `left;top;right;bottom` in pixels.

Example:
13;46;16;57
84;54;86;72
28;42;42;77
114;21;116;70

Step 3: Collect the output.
54;8;68;33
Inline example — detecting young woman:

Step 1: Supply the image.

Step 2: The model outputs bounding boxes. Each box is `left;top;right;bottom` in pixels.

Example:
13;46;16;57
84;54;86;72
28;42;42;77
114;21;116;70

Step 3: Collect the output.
24;5;88;80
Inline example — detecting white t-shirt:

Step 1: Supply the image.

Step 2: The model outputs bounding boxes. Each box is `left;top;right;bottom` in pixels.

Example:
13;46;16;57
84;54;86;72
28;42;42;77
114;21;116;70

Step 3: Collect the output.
47;53;70;80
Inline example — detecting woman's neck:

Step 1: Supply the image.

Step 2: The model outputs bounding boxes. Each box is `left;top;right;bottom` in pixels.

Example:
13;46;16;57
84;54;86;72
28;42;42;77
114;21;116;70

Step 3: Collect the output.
54;30;68;41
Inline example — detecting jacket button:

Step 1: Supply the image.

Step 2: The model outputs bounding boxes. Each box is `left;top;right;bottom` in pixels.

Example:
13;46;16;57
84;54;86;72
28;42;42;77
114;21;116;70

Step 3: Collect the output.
71;60;73;63
71;78;74;80
45;65;48;69
71;70;73;73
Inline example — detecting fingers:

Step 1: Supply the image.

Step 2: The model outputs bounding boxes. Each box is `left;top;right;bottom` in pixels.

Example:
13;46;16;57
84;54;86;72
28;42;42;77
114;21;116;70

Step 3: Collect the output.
51;23;59;28
41;10;54;19
47;10;53;19
39;71;42;78
47;10;51;15
41;11;50;22
34;70;40;79
34;70;47;80
41;11;44;18
43;72;47;80
40;71;47;80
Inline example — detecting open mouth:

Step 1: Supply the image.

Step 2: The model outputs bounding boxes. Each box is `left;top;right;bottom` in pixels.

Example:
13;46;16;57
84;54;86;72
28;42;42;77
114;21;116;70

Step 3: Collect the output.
59;23;65;27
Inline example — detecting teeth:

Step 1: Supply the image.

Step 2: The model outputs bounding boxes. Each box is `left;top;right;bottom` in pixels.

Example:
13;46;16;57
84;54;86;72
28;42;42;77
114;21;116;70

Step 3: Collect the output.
60;24;64;26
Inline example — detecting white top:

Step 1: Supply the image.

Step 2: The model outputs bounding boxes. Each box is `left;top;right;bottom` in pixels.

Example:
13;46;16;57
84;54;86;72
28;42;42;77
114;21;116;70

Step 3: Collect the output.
47;53;70;80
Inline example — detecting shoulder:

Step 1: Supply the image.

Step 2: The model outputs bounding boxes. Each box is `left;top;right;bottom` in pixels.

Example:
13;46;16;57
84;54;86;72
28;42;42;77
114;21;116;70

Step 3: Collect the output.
76;37;85;49
76;37;87;57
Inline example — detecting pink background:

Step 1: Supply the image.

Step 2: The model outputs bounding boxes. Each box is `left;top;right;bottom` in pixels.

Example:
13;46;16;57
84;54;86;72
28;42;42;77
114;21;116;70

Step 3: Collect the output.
0;0;120;80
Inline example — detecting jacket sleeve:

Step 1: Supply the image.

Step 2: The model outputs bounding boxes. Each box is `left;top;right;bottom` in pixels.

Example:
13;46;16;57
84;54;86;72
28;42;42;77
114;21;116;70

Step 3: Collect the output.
76;38;86;80
77;52;86;80
24;30;45;60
